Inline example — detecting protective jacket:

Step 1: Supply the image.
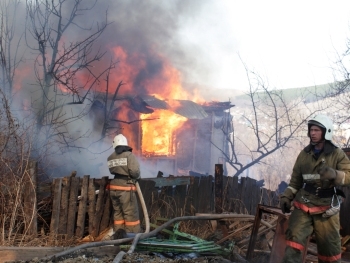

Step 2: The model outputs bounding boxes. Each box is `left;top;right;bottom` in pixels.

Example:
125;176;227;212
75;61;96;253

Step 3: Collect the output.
288;141;350;213
282;141;350;263
107;147;141;233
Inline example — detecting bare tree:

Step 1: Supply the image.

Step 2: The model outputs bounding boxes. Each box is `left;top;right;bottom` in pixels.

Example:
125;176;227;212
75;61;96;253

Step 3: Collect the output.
0;0;24;98
212;64;326;178
24;0;112;153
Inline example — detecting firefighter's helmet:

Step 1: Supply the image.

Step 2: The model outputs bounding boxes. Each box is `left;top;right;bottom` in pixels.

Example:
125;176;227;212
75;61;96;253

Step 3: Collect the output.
112;134;128;148
307;114;333;140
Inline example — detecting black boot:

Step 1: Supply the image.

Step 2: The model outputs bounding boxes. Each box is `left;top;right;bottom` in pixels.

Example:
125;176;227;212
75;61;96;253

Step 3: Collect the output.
113;229;127;240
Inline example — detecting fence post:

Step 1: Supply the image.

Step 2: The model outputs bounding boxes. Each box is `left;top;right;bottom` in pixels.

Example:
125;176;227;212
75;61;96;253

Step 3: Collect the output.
24;160;38;236
215;164;223;213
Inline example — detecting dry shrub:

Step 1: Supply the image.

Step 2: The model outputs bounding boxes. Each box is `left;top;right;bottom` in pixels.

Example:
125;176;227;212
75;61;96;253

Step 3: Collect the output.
0;90;40;245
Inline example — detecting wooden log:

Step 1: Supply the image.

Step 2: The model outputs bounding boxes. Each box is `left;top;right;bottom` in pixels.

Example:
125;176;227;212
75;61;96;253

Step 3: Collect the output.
75;175;89;238
50;178;62;236
66;177;80;238
23;160;38;236
88;178;96;235
58;177;71;234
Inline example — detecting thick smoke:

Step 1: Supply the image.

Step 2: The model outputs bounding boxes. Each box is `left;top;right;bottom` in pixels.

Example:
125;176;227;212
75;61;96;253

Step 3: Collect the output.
5;0;212;178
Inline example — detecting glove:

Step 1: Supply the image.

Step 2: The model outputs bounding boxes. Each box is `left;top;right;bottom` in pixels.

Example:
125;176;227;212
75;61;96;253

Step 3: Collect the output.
318;166;345;186
318;166;337;181
280;188;294;214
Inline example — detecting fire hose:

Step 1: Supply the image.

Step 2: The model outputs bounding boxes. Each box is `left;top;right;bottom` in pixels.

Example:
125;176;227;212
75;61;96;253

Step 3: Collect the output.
39;213;272;262
112;181;149;263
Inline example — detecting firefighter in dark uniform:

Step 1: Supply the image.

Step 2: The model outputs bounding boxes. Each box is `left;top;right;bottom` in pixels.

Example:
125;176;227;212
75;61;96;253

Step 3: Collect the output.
280;114;350;263
107;134;141;234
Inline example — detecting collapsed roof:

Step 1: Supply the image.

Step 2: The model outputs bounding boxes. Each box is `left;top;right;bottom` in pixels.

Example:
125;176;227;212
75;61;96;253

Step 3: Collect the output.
124;95;235;119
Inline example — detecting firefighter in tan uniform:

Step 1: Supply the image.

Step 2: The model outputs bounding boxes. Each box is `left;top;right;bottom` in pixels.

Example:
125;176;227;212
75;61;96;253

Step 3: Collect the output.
107;134;141;234
280;115;350;263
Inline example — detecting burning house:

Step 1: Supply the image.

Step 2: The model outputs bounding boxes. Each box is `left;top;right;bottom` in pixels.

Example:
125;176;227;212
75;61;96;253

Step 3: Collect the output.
91;94;234;177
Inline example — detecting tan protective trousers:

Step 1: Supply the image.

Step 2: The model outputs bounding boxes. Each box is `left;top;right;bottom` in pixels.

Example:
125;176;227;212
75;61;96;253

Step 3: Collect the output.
109;189;141;233
282;208;341;263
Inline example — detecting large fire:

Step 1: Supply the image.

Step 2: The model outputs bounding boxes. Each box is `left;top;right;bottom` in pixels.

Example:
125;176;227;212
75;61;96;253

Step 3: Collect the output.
109;46;204;156
140;100;187;156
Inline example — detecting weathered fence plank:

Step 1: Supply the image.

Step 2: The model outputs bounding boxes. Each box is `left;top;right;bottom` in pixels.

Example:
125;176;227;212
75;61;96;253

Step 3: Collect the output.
44;174;350;239
138;180;157;224
197;175;214;213
215;164;223;214
240;177;248;213
75;175;89;238
66;177;80;238
88;178;96;234
50;178;62;236
91;176;108;237
58;177;71;234
99;191;112;234
246;177;255;215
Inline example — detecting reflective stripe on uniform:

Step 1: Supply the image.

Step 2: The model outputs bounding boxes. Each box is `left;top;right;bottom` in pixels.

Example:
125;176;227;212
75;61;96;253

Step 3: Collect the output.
125;220;140;226
318;253;342;262
114;220;125;225
106;185;136;191
302;174;320;180
294;201;330;213
286;240;304;251
108;158;128;168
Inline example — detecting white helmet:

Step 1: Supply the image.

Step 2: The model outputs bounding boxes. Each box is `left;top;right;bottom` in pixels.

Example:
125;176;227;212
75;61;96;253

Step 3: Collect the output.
112;134;128;148
307;114;333;140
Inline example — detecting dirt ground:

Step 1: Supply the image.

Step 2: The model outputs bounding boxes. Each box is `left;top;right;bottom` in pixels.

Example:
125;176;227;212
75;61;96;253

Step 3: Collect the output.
11;250;251;263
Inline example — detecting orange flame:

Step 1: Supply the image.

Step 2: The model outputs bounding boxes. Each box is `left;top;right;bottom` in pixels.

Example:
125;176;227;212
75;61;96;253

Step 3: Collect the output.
109;46;204;155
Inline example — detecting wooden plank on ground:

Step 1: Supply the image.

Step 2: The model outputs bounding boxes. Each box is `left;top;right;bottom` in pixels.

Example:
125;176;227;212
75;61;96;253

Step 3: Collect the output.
66;177;80;238
50;178;62;236
91;176;108;237
88;178;96;235
75;175;90;238
58;177;71;234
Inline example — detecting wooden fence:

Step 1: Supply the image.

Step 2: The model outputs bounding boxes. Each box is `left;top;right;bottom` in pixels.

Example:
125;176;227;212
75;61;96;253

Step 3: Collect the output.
48;174;279;239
